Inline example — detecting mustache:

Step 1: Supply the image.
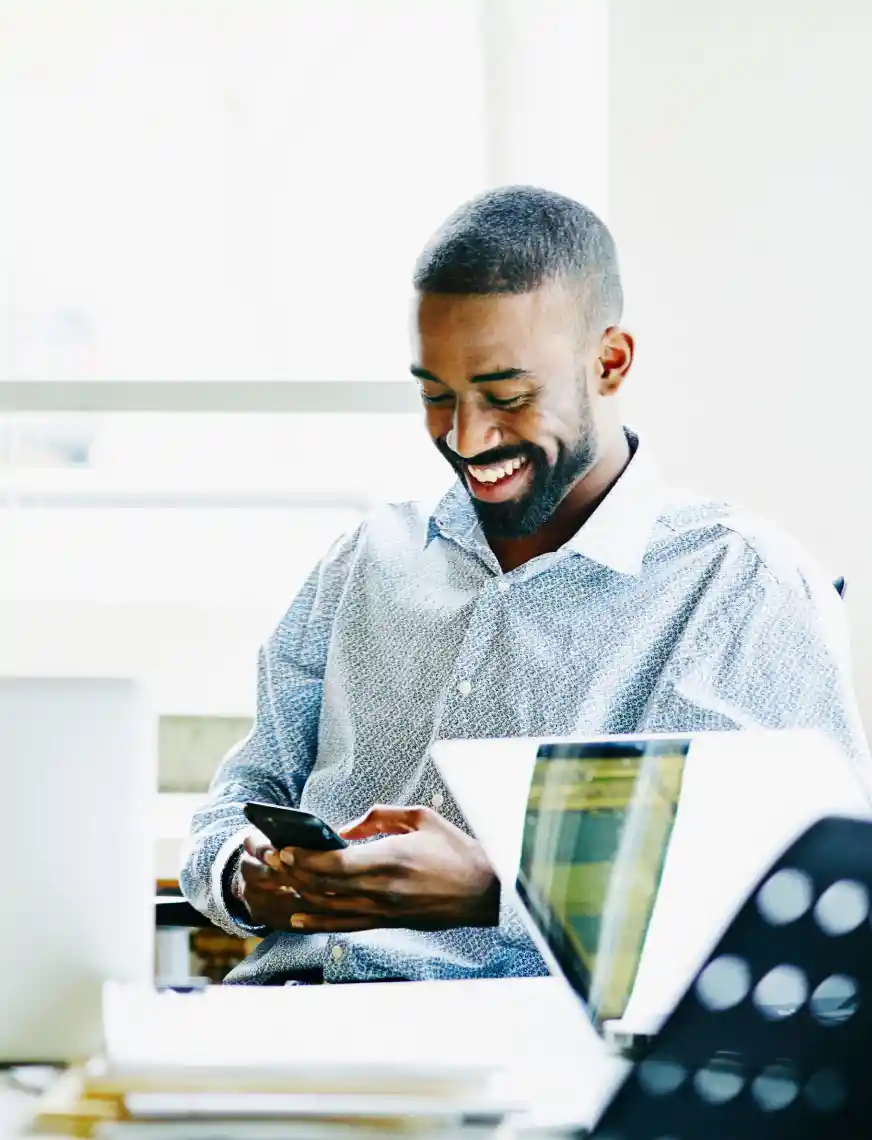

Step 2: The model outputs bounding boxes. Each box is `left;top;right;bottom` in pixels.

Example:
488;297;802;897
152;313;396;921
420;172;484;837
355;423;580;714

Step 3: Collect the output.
435;438;539;468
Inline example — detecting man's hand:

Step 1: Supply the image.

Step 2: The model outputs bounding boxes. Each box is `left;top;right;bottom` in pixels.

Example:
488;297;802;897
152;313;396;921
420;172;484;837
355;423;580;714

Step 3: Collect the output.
276;806;500;934
230;828;309;929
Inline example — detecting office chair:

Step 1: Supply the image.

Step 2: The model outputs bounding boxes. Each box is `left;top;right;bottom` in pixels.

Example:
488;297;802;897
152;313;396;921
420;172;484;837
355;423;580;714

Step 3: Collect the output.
591;815;872;1139
155;895;211;928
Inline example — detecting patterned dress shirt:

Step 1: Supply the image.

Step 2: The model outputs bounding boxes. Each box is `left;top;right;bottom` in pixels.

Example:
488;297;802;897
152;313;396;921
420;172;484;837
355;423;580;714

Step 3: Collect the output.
180;431;869;983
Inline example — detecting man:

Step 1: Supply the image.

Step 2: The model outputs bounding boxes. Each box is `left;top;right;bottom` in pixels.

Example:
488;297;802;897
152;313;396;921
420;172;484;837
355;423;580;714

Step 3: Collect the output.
181;186;868;984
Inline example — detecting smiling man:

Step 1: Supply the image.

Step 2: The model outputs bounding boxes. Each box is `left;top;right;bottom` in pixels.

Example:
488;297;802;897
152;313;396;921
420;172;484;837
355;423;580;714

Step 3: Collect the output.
181;186;869;984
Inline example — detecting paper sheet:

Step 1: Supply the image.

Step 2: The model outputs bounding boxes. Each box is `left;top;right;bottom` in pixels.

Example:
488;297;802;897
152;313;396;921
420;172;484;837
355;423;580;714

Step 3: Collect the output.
99;977;627;1130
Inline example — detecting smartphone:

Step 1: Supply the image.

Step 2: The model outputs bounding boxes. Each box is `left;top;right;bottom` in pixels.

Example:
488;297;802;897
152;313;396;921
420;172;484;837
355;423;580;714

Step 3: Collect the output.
243;801;348;852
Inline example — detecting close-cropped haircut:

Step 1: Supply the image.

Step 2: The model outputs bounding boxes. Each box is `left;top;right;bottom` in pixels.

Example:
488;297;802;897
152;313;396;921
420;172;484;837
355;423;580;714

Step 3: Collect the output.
413;185;623;331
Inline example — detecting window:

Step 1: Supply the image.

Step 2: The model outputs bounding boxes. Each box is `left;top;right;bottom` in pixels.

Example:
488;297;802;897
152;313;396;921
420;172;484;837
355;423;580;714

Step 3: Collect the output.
0;410;449;717
0;0;486;385
0;1;481;725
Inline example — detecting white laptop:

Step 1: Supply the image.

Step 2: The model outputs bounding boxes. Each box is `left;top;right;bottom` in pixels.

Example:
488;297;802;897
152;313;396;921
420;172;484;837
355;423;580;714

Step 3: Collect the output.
0;678;157;1062
432;730;872;1045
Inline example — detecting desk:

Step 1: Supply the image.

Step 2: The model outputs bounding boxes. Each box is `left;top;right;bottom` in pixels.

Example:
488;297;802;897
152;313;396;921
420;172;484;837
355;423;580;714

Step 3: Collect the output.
1;978;621;1138
0;1075;35;1139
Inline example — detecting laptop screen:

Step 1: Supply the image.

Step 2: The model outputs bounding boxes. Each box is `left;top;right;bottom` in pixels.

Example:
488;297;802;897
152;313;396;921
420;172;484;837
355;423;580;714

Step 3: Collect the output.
516;737;690;1027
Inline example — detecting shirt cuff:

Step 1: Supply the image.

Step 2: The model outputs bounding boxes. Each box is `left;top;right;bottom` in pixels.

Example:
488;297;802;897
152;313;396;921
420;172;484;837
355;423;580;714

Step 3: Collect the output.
210;826;269;939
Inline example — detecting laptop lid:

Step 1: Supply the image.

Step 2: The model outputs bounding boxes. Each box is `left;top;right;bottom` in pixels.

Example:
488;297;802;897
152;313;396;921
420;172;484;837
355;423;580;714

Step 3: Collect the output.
432;730;872;1037
0;678;157;1062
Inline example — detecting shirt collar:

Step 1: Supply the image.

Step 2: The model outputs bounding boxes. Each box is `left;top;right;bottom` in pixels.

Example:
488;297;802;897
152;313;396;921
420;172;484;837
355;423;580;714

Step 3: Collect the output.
426;429;665;577
426;481;478;549
563;430;665;576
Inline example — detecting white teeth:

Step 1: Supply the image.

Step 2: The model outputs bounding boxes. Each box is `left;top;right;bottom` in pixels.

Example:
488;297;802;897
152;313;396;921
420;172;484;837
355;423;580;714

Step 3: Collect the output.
468;456;526;483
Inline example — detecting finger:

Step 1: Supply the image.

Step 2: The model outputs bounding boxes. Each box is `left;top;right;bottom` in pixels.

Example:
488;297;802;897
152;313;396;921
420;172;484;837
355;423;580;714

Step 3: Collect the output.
288;912;391;934
249;895;308;930
288;892;389;916
339;805;430;841
285;839;409;895
289;908;455;934
284;844;386;883
278;845;348;874
240;855;299;894
244;829;281;870
279;862;378;898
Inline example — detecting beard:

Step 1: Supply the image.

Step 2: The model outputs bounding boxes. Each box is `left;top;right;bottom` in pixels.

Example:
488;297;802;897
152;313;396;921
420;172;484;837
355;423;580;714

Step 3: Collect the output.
435;429;598;539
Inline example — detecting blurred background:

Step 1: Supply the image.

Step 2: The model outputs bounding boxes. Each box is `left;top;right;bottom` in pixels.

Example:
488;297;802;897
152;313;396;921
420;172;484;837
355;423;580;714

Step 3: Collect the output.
2;0;870;789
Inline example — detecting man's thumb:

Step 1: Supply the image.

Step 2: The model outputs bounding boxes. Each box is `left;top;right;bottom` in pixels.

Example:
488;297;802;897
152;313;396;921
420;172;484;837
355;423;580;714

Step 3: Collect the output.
339;804;425;840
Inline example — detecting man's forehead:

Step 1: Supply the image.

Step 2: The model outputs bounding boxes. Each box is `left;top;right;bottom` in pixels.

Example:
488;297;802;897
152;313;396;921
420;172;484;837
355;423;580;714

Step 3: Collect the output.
416;281;572;320
413;284;578;352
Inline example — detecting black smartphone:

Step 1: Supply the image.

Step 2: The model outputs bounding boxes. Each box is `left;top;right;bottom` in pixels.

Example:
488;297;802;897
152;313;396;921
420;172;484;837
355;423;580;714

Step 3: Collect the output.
243;801;348;852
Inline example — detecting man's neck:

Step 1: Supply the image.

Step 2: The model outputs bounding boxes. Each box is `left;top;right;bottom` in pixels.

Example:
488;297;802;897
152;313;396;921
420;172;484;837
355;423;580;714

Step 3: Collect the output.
487;431;633;572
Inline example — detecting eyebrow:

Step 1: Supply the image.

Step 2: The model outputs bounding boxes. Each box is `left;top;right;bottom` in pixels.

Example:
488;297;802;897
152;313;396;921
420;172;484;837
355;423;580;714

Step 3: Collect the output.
410;366;532;385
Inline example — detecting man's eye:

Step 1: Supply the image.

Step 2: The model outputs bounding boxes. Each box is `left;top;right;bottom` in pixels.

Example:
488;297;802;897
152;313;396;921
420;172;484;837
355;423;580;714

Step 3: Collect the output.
487;395;526;409
421;392;454;406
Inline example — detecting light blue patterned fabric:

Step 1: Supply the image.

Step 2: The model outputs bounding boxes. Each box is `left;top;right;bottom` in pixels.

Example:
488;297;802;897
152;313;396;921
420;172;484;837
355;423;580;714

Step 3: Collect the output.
180;432;869;983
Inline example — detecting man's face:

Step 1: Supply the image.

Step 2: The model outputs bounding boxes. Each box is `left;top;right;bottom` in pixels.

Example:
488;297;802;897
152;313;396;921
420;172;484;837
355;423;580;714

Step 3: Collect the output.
411;282;603;538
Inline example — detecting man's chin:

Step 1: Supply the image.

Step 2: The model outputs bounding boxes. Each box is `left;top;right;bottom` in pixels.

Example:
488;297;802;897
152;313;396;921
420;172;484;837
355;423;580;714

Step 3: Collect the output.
468;495;545;540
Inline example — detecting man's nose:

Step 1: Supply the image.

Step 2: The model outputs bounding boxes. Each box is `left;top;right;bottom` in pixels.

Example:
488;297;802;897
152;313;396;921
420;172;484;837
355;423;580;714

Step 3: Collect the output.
446;402;502;459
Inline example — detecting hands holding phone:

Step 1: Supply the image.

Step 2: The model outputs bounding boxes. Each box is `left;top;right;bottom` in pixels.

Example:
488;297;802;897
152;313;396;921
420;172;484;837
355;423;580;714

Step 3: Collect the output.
231;805;499;934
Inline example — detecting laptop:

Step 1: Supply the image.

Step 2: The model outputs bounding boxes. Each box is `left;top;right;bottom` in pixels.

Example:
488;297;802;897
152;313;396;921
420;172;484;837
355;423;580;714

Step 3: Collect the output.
432;730;872;1046
0;678;157;1062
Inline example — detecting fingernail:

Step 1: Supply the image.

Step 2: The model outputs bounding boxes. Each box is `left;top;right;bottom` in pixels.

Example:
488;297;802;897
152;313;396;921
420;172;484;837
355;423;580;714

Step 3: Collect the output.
264;850;280;870
280;850;294;867
290;914;305;929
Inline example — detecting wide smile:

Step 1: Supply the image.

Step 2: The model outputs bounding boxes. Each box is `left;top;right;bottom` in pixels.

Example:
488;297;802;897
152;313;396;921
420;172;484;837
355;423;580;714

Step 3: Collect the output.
464;455;532;503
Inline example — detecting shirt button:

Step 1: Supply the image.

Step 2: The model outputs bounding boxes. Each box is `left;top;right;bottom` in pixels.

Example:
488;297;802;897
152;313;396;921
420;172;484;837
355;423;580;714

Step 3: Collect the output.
457;679;472;697
430;792;444;810
331;944;345;963
497;578;511;593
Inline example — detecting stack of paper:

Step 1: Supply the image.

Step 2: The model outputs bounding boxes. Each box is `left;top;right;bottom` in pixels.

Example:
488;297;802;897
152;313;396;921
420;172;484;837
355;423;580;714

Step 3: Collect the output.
31;977;627;1137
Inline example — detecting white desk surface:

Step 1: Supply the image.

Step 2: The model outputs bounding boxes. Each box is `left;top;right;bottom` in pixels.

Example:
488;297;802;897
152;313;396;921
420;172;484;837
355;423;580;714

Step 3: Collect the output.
0;977;626;1137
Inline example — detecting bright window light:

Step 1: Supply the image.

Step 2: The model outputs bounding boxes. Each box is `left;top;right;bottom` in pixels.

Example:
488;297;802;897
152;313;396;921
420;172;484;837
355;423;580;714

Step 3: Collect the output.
0;0;487;384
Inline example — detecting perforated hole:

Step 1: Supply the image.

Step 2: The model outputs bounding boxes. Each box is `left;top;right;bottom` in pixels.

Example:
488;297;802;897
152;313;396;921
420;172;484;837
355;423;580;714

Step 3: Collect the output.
693;1056;745;1104
637;1057;687;1096
695;955;752;1011
804;1069;847;1113
751;1063;800;1112
810;974;859;1026
756;868;814;926
752;964;807;1019
813;879;869;935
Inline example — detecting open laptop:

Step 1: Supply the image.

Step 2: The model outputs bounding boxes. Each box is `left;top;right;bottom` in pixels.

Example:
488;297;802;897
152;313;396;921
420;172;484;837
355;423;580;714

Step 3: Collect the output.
432;730;872;1046
0;678;157;1062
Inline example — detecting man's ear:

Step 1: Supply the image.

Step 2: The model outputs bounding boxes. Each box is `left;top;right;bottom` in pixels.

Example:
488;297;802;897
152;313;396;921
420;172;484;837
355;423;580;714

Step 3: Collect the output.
597;328;635;395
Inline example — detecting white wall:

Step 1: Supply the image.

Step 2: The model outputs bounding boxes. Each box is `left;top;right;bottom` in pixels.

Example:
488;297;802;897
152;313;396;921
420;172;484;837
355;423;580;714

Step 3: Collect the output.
481;0;608;216
609;0;872;730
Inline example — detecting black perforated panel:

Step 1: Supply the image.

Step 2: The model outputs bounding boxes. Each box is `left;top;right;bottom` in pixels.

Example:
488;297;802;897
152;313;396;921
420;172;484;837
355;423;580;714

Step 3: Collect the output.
591;816;872;1140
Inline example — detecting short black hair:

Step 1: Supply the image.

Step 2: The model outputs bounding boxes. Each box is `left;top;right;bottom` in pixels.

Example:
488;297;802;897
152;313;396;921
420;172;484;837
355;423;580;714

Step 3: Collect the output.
413;185;622;331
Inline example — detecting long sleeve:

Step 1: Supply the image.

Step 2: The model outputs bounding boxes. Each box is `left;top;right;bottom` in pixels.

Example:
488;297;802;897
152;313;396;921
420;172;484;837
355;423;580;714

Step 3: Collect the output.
179;530;357;935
